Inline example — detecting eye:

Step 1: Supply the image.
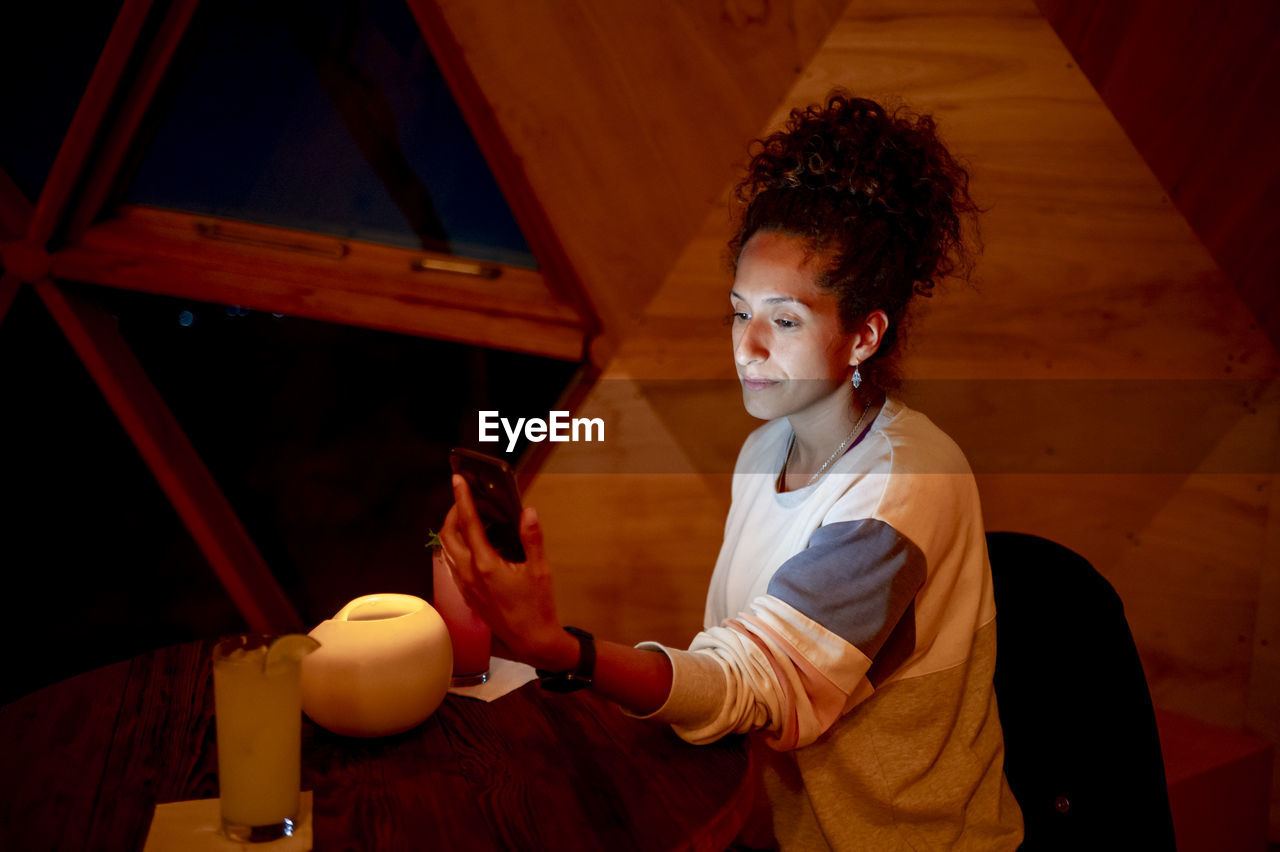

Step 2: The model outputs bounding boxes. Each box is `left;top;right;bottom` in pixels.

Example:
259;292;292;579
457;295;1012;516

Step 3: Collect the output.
725;310;750;325
774;317;798;329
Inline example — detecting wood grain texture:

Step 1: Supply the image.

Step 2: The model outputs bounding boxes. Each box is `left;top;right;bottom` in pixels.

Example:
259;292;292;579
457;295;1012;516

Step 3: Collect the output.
437;686;751;851
0;659;130;850
54;206;588;361
1034;0;1280;355
528;473;732;650
425;0;849;363
306;712;492;849
86;643;220;849
520;0;1280;834
0;643;751;851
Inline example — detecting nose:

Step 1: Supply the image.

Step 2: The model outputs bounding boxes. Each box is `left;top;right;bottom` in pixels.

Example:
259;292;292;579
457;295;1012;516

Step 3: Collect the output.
734;318;767;367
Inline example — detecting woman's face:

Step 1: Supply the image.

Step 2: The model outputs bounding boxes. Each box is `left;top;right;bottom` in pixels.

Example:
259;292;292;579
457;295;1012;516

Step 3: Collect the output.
730;231;858;422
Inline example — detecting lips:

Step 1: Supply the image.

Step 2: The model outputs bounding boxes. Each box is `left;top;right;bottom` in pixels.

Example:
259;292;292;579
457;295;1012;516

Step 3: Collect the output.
741;376;780;391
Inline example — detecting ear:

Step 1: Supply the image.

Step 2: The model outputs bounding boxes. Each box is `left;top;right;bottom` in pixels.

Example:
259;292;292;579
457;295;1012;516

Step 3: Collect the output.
848;309;889;367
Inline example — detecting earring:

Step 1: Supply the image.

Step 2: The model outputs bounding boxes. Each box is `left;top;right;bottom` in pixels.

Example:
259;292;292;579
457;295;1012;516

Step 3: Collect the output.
851;364;863;389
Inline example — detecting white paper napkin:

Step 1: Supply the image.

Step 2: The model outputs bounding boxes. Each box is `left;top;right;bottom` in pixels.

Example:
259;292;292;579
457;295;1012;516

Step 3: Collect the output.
143;791;312;851
447;656;537;702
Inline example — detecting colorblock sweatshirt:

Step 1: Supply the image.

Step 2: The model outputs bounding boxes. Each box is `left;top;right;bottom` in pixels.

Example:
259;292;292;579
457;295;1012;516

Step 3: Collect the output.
637;397;1023;850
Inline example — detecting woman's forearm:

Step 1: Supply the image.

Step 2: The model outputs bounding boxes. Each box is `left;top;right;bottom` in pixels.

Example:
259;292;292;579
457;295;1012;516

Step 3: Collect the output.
593;640;674;716
533;629;674;717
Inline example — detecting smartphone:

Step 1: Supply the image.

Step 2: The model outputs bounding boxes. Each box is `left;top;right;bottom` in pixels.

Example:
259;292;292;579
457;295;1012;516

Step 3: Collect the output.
449;448;527;563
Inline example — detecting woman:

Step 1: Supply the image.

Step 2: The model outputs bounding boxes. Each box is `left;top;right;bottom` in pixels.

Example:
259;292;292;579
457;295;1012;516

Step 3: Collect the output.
441;92;1024;850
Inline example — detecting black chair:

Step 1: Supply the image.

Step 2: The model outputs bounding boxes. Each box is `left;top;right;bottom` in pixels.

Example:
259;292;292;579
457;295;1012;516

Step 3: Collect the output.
986;532;1177;851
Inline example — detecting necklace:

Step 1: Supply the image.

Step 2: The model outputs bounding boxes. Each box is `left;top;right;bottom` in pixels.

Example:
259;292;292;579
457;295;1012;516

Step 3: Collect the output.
783;397;875;489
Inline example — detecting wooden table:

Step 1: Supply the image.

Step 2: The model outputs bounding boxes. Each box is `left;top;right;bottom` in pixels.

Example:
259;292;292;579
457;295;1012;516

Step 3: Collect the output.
0;641;753;851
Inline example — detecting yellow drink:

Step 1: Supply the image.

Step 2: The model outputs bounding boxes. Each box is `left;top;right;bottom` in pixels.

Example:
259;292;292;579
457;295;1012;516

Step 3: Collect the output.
213;635;314;841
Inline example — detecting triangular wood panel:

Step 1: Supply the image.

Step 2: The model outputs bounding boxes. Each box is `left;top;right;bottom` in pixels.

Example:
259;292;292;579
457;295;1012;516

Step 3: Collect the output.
522;0;1280;834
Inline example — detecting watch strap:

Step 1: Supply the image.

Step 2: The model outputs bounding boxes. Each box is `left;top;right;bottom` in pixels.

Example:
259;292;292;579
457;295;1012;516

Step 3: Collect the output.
536;626;595;692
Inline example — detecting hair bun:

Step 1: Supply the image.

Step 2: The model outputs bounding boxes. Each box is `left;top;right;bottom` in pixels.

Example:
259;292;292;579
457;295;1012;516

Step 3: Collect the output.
742;94;941;217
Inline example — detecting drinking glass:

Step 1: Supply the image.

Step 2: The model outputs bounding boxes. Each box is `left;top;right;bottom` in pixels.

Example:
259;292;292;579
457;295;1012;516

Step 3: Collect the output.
213;634;313;842
431;546;492;685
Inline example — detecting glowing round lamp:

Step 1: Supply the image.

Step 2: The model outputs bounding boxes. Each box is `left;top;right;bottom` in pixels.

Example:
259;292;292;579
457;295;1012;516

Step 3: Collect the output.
301;594;453;737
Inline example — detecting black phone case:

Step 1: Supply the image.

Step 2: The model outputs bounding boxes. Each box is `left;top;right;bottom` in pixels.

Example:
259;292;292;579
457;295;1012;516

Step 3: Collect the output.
449;448;527;563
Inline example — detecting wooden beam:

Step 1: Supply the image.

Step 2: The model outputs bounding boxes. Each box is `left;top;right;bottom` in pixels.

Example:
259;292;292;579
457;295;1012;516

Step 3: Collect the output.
404;0;602;354
53;206;587;361
65;0;199;244
0;168;33;239
27;0;155;247
34;278;302;633
512;358;601;493
405;1;846;371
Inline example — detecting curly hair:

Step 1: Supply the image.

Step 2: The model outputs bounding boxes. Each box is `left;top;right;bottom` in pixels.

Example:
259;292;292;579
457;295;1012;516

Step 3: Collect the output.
730;91;980;391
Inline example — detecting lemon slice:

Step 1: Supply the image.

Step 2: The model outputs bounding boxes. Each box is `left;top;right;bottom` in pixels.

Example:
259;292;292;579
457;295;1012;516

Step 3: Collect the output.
264;633;321;674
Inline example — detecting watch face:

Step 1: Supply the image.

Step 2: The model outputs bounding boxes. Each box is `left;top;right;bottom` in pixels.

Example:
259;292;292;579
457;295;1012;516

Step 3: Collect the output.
536;626;595;692
537;673;591;693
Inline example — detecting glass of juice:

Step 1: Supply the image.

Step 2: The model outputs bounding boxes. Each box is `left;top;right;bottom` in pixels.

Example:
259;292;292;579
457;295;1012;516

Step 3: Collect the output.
213;634;317;842
431;546;491;685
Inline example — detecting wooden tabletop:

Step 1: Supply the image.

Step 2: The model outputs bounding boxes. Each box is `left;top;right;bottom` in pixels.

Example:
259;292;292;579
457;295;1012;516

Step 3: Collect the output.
0;641;753;851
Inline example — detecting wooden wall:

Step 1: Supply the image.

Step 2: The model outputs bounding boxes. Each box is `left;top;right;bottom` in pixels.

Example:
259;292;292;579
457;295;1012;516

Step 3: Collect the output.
436;0;1280;836
1035;0;1280;367
423;0;849;363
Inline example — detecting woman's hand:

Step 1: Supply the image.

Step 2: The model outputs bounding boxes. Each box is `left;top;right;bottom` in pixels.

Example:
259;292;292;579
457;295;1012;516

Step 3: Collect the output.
439;475;578;672
443;474;674;714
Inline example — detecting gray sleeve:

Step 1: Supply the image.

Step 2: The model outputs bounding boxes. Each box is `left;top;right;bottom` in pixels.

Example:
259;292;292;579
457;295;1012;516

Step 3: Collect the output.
766;519;926;660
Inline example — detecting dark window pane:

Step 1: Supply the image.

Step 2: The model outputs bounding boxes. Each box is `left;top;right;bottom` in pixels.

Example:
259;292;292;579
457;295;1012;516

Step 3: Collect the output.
93;285;577;623
0;283;238;703
124;0;534;267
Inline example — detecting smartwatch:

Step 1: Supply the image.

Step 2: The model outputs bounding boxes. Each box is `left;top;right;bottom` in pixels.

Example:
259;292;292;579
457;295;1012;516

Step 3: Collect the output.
535;626;595;693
